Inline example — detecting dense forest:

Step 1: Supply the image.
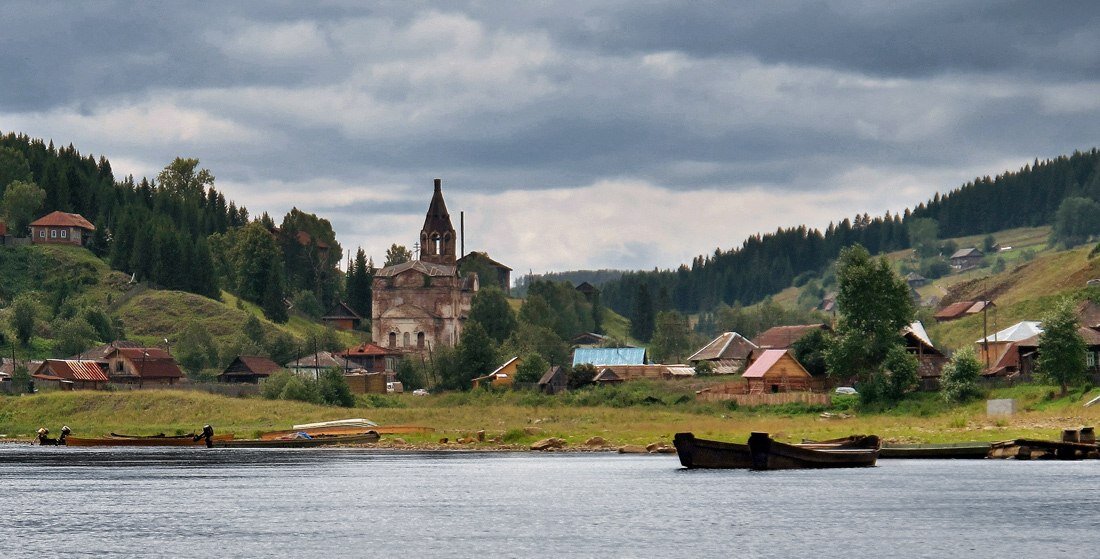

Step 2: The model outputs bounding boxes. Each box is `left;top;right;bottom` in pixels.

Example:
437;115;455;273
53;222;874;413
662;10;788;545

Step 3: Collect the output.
0;132;345;322
601;148;1100;317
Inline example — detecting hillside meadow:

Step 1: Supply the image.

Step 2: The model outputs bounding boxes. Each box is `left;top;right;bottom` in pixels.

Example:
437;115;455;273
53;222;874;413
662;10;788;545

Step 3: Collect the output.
3;382;1100;448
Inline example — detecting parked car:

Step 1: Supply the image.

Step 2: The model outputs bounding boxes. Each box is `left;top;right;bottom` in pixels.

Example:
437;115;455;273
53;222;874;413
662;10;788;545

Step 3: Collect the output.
834;387;858;395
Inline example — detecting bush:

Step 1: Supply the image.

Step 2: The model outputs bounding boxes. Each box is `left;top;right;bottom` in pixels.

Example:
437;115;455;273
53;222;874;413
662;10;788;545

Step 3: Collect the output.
694;361;715;376
514;354;549;384
318;367;356;407
568;364;597;389
941;347;984;403
280;376;323;404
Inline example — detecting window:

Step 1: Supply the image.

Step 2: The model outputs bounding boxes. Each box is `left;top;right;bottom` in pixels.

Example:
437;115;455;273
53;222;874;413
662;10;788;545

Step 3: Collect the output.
39;229;45;238
417;332;425;348
61;230;68;238
115;361;124;372
403;332;410;347
1088;351;1096;369
388;332;397;348
50;229;57;238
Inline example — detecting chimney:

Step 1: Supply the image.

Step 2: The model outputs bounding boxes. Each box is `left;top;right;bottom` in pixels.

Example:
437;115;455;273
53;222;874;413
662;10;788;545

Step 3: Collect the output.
434;178;441;191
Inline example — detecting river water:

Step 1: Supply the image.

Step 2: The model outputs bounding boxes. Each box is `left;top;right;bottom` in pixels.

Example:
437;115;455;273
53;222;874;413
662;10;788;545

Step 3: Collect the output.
1;446;1097;558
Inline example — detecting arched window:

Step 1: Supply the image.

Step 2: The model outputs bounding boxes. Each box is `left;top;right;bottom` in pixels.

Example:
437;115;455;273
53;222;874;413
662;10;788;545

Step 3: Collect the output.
403;332;411;347
388;332;397;348
417;332;425;348
431;233;441;255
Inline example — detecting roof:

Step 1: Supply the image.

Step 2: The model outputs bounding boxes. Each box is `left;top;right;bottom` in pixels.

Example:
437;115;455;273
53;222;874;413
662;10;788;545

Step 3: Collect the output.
742;349;809;379
29;211;95;230
1016;326;1100;348
593;368;623;382
222;356;282;377
107;347;184;379
1;358;44;376
688;332;757;362
951;247;983;259
905;272;927;282
375;259;457;277
574;281;598;294
286;351;344;369
36;360;109;382
902;321;934;349
70;341;142;361
456;251;513;271
572;347;647;367
340;342;400;357
1077;300;1100;328
422;178;454;235
934;301;979;320
752;324;829;349
976;321;1043;344
323;302;362;320
537;366;564;385
967;301;994;314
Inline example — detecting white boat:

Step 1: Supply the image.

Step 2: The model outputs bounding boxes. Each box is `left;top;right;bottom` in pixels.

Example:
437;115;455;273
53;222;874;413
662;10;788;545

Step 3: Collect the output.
292;418;378;430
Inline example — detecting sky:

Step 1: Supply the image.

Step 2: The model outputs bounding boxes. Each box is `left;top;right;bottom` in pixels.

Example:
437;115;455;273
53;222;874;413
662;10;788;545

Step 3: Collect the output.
2;1;1098;275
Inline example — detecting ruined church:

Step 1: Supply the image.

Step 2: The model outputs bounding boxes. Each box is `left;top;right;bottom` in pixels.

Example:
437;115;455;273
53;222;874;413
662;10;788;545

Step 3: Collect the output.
371;179;478;355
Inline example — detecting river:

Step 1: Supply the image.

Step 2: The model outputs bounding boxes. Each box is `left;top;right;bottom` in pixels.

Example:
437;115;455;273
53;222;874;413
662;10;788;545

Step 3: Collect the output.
1;446;1097;558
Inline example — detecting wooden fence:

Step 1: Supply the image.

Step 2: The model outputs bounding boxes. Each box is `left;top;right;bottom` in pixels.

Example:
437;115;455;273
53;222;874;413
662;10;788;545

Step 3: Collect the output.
697;391;832;407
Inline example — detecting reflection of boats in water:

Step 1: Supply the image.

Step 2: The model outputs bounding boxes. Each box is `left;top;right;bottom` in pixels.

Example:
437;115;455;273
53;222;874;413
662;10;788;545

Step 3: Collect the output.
673;432;879;470
215;431;381;448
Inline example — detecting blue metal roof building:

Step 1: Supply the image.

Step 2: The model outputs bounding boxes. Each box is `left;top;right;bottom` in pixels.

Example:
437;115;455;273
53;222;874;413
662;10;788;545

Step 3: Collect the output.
571;347;648;367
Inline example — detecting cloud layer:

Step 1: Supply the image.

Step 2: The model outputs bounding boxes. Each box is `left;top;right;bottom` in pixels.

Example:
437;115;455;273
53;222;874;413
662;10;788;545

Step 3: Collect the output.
2;2;1097;274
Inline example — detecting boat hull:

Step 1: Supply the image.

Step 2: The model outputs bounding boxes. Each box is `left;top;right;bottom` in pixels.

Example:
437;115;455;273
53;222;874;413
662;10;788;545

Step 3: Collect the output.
879;443;991;459
64;435;234;447
673;432;752;469
748;432;878;470
215;432;380;448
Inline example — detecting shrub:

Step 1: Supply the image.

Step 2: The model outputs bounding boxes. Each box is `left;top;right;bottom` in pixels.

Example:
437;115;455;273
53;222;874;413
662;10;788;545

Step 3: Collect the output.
941;346;984;403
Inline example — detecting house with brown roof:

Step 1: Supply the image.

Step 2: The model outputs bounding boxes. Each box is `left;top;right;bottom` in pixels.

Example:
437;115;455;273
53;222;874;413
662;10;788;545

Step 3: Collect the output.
687;332;757;374
933;300;993;322
321;302;362;331
1012;326;1100;380
538;365;568;394
742;349;814;393
950;247;984;270
902;321;948;390
29;211;95;246
339;342;402;374
752;324;830;351
32;359;109;390
285;351;346;379
104;347;184;386
219;356;283;383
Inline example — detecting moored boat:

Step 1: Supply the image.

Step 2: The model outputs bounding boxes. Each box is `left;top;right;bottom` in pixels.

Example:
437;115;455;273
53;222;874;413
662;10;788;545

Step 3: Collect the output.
62;425;228;447
747;432;878;470
879;442;991;459
215;431;380;448
673;432;753;469
797;434;881;450
258;424;432;440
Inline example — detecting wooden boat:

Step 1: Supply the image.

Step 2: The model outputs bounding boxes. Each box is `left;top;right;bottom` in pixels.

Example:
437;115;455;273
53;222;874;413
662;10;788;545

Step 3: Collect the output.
988;438;1099;460
747;432;878;470
64;434;234;447
215;431;380;448
674;432;878;470
797;434;881;450
879;442;991;459
673;432;753;469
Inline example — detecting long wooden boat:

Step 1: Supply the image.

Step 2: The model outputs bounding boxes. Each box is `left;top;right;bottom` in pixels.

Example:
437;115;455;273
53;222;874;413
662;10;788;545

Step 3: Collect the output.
747;432;878;470
988;438;1099;460
215;432;380;448
879;442;991;459
673;432;753;469
797;435;881;450
64;434;234;447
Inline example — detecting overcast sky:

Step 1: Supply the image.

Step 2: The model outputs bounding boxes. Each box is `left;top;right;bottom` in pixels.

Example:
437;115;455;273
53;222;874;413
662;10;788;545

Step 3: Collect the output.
2;1;1098;274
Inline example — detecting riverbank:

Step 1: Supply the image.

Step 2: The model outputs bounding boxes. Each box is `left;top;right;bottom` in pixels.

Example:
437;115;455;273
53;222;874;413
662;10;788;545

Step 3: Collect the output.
3;384;1100;450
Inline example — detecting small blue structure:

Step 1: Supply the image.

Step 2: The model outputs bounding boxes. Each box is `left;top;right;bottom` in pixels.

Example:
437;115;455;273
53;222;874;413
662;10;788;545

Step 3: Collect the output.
571;347;647;367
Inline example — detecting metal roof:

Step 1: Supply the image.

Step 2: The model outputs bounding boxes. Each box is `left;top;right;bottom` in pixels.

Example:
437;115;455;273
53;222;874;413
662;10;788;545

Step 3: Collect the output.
375;260;457;277
688;332;756;362
572;347;647;367
37;360;109;382
976;321;1043;344
29;211;95;230
742;350;809;379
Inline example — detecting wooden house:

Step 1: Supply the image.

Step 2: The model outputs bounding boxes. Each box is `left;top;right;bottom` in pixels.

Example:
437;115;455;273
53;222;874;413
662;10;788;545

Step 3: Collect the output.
321;302;362;331
741;349;814;393
592;364;694;382
473;356;521;389
339;342;402;375
574;281;599;300
950;247;984;270
571;332;608;347
285;351;346;379
572;347;647;368
1015;327;1100;380
219;356;282;383
975;321;1043;372
29;211;95;246
902;321;948;391
933;300;993;322
104;347;184;386
687;331;757;374
538;366;568;394
905;272;928;288
32;360;109;390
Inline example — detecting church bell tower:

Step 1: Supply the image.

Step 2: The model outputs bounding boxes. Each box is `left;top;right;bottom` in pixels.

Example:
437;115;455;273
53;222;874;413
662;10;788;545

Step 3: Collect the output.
419;178;457;265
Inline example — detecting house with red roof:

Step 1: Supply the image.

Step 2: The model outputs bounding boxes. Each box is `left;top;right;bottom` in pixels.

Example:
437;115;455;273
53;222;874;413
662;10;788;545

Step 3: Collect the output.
338;342;402;373
28;211;95;246
32;359;109;390
741;349;814;394
104;347;184;386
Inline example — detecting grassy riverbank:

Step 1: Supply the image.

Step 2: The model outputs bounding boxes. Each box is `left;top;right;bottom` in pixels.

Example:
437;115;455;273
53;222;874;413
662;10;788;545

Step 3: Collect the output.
3;383;1100;447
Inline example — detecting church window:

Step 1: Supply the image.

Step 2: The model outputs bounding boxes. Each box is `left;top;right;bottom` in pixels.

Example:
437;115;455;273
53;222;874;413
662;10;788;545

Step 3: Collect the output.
403;332;410;347
417;332;425;348
388;332;397;348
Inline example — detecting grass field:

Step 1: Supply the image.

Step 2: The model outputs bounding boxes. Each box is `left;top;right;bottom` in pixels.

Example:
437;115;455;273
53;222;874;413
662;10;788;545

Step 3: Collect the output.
4;383;1099;448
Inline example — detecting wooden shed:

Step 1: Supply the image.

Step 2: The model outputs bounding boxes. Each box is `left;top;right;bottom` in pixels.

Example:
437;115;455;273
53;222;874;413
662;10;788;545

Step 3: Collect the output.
219;356;282;383
321;302;362;331
741;350;813;393
538;366;568;394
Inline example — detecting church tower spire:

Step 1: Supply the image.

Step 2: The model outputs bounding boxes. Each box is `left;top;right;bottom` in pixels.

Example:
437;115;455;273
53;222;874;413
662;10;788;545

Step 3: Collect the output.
420;178;456;265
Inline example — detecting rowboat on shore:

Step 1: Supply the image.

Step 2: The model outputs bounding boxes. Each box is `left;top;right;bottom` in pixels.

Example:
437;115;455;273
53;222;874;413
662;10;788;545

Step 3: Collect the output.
673;432;878;470
215;431;380;448
60;425;228;447
878;442;991;459
258;424;432;440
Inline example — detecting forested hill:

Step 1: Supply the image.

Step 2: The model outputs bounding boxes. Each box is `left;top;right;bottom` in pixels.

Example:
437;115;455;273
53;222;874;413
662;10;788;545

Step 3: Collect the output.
0;132;349;323
600;148;1100;317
